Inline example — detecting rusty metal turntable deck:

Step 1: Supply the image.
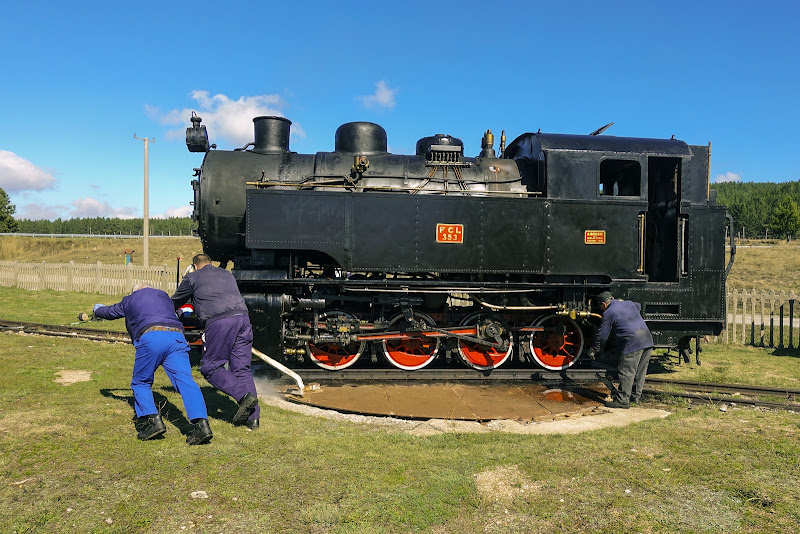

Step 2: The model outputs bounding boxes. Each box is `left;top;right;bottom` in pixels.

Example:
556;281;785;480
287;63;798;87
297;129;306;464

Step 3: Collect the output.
285;382;609;421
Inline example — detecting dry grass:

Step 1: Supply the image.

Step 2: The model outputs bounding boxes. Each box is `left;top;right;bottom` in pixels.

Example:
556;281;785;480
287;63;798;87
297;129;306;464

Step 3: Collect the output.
726;240;800;292
0;235;201;268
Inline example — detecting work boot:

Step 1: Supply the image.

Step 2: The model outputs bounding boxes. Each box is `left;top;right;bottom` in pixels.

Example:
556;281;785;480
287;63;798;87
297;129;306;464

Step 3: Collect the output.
233;393;258;425
244;418;259;431
136;414;167;440
186;418;213;445
596;373;621;400
605;399;630;409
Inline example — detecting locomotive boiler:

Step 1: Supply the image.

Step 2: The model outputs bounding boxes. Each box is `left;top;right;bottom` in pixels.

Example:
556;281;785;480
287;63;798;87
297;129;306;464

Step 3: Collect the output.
184;113;733;372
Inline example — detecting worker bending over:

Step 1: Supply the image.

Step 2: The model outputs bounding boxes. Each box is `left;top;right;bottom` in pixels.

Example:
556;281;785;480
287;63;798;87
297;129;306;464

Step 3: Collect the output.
588;291;654;409
94;283;212;444
172;254;260;430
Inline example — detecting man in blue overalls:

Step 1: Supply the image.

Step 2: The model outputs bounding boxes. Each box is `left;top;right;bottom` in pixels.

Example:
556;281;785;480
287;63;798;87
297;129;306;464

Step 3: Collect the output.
588;291;654;409
171;254;260;430
94;283;212;444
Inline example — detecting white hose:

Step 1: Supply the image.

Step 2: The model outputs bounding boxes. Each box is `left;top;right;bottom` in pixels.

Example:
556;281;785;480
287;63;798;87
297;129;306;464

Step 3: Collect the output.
251;347;305;396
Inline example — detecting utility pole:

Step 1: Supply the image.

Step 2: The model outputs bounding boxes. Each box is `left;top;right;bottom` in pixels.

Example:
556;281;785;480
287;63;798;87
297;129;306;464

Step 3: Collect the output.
134;134;155;267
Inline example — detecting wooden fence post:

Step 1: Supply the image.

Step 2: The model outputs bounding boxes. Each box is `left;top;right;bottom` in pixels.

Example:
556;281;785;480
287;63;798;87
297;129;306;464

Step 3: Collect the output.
770;290;776;347
37;261;44;291
125;263;133;293
67;261;74;292
740;289;746;344
95;262;102;293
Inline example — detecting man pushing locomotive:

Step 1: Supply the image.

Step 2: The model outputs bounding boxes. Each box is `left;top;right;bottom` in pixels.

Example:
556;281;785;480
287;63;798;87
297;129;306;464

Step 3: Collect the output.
171;254;260;430
588;291;654;409
93;283;213;444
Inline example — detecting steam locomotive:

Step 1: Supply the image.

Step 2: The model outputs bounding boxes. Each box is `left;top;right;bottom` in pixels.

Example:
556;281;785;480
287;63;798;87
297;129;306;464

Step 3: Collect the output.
184;113;732;371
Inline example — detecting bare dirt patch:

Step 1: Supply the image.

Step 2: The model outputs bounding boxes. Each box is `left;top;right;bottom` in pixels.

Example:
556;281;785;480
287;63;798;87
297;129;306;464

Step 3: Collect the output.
54;370;92;385
474;465;539;504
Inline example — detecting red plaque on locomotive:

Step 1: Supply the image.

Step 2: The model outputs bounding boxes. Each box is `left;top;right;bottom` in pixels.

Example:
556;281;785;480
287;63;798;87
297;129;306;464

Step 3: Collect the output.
584;230;606;244
436;224;464;243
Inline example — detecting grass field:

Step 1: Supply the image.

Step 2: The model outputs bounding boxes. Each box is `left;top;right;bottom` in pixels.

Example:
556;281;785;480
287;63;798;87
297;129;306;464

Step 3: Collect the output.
0;235;202;270
1;286;800;532
725;240;800;292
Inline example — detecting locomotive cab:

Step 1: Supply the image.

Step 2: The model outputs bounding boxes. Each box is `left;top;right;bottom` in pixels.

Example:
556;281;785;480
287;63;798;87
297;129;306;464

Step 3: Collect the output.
505;131;726;348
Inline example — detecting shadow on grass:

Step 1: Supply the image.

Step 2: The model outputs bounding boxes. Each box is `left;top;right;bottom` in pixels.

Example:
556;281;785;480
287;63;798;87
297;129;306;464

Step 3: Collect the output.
769;347;800;358
100;386;239;436
196;385;240;424
646;351;685;374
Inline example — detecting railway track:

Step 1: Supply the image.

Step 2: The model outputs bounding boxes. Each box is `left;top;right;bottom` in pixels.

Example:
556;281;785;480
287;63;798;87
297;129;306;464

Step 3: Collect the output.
643;377;800;411
0;318;131;343
4;318;799;411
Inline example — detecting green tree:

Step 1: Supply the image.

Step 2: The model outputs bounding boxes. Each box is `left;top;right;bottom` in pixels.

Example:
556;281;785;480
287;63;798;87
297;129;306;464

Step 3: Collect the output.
712;180;800;238
768;197;800;240
0;187;19;233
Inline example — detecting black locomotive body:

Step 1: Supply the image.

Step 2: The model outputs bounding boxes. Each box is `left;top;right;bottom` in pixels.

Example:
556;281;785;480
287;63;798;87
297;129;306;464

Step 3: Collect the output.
185;114;732;371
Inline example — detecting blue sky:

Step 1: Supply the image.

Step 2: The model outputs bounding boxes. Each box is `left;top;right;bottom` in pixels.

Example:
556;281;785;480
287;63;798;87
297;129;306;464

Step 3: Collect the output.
1;0;798;220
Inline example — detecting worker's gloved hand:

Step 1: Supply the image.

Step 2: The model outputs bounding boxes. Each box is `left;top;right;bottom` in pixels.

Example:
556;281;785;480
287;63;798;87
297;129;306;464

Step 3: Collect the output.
586;349;596;360
93;304;104;312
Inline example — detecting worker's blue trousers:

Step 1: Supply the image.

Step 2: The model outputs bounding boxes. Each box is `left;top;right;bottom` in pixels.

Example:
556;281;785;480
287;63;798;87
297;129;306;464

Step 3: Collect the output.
131;330;208;421
200;315;260;421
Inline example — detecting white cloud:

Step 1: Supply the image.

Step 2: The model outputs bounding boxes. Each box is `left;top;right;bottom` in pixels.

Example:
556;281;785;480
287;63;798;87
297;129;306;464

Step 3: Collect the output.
18;200;192;221
157;205;193;218
153;91;305;148
714;172;741;183
0;150;57;192
70;197;136;219
357;80;397;110
17;203;65;220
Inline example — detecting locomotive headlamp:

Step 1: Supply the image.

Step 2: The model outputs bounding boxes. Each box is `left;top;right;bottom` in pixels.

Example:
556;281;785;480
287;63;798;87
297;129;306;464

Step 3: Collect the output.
186;112;210;153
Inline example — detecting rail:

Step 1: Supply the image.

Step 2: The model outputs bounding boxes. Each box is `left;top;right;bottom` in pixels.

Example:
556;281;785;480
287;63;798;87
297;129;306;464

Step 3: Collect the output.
643;377;800;411
0;319;131;343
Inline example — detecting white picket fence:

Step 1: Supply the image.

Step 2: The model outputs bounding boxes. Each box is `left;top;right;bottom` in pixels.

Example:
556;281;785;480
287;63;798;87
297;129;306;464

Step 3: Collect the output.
726;289;800;348
0;260;178;295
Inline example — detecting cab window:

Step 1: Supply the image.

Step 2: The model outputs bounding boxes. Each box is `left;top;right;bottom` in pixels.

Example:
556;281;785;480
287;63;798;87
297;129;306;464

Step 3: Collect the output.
599;159;641;197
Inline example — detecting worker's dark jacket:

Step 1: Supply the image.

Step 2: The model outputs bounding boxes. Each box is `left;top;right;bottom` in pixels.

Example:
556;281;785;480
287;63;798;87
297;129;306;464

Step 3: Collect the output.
171;265;249;325
592;299;654;354
94;287;183;341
